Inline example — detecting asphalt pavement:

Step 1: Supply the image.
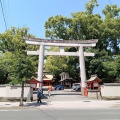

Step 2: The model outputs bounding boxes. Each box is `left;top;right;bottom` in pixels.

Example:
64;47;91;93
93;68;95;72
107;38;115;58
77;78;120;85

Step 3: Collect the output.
0;89;120;109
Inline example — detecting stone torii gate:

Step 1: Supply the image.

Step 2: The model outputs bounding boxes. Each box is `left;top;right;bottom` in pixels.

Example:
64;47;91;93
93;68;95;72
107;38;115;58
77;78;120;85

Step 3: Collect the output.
24;37;98;94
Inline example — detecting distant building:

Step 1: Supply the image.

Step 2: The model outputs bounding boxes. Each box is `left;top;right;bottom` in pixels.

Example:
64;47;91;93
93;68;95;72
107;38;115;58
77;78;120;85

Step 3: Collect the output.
59;72;76;88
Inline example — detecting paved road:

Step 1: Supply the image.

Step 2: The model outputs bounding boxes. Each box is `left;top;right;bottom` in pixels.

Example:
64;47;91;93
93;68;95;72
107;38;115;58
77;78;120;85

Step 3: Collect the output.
0;108;120;120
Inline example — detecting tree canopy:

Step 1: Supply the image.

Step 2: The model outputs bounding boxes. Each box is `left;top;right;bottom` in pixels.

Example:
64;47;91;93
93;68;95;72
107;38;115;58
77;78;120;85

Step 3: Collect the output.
45;0;120;83
0;27;38;84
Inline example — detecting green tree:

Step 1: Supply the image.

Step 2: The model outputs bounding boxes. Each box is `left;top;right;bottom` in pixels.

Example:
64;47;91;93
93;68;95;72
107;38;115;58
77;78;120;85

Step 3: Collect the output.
0;27;37;84
0;52;14;84
101;4;120;54
45;47;68;74
86;49;112;77
0;27;38;106
114;56;120;82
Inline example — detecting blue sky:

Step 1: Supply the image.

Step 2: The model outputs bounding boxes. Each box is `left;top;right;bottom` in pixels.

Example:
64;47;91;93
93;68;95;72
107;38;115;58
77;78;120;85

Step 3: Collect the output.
0;0;120;38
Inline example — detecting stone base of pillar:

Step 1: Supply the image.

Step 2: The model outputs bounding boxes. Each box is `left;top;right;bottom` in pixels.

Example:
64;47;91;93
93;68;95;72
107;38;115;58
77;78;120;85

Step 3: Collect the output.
81;87;84;95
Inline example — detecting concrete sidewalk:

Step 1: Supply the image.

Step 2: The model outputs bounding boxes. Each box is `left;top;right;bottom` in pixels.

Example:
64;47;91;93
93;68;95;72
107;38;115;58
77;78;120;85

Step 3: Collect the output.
0;98;120;109
0;89;120;109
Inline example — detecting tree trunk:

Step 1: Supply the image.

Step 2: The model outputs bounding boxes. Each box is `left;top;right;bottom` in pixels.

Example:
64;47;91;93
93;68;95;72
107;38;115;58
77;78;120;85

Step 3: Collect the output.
19;81;24;106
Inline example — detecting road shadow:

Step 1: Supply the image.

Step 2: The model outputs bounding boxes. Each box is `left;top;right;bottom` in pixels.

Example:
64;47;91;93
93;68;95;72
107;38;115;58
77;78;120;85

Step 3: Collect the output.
24;101;48;107
43;93;82;96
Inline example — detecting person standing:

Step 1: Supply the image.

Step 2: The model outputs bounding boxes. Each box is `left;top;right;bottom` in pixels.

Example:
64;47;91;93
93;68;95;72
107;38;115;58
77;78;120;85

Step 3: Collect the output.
48;84;52;97
37;88;42;103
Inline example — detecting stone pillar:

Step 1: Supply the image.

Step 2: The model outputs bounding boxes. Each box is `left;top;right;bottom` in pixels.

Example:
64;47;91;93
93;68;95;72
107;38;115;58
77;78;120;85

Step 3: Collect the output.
38;43;45;89
79;46;87;95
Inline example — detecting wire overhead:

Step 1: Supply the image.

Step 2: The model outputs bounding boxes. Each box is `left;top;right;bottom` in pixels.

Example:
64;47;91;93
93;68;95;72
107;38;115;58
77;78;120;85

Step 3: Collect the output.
0;0;8;31
108;0;112;5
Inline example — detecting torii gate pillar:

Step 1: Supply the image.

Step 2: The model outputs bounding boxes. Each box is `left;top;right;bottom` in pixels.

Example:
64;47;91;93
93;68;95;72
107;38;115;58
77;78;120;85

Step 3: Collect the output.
38;44;44;89
79;46;86;94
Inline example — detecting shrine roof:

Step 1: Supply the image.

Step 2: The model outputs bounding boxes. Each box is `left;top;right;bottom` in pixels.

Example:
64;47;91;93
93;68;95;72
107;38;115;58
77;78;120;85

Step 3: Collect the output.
87;76;101;82
29;77;41;83
59;72;69;75
43;74;53;81
59;77;75;82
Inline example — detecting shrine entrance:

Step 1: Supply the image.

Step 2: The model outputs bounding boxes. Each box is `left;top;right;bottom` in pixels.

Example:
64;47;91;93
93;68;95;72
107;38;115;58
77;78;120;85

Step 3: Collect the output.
24;37;98;95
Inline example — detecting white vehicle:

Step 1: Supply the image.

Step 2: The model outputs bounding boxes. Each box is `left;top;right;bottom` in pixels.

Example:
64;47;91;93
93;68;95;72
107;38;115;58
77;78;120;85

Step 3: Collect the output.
72;83;81;91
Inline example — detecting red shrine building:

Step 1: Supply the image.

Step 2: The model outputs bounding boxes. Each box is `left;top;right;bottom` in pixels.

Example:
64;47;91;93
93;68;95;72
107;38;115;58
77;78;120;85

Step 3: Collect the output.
86;75;101;89
29;74;53;90
42;74;53;86
28;77;41;90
